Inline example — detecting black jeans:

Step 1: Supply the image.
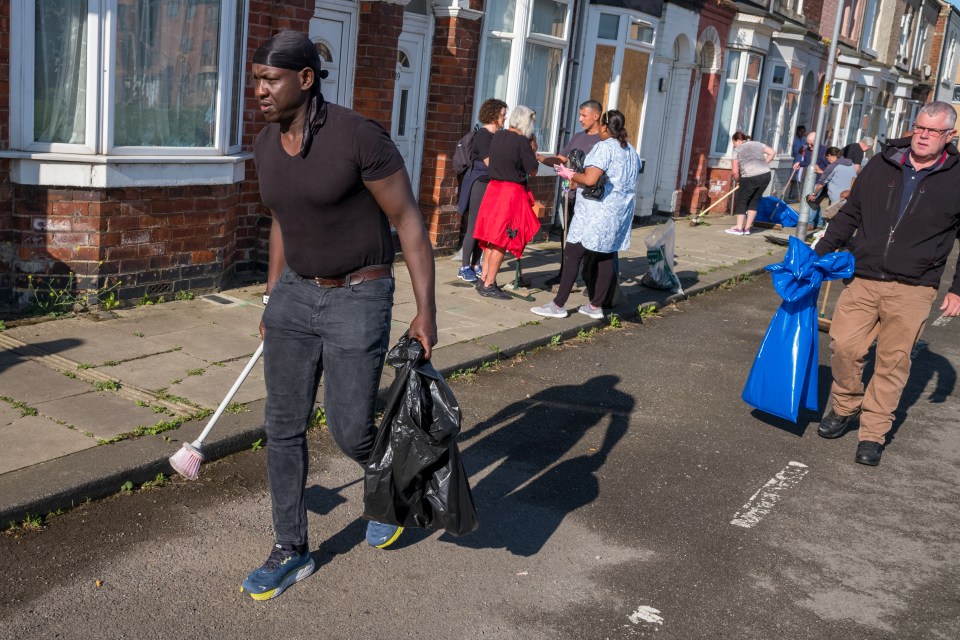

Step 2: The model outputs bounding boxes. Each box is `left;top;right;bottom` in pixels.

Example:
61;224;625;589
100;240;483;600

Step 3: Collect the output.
461;179;487;269
553;242;615;308
262;266;393;546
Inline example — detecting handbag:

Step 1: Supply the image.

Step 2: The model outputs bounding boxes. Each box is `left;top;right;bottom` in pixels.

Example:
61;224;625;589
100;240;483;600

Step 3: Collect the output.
567;149;607;201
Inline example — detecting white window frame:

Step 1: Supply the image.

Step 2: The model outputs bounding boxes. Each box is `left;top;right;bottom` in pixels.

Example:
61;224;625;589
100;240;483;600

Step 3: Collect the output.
912;19;929;73
760;62;804;156
711;50;763;157
6;0;250;187
475;0;572;153
898;9;913;62
859;0;879;55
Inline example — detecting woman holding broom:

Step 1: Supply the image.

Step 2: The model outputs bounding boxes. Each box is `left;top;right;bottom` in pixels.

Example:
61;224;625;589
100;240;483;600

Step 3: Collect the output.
726;131;775;236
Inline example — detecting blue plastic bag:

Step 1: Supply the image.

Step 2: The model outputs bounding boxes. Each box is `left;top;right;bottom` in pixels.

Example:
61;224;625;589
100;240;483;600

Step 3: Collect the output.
742;237;854;422
756;197;799;227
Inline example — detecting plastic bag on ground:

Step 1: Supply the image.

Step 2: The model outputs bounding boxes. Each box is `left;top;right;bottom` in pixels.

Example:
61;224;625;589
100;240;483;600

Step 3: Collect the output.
640;219;684;294
741;236;854;422
363;336;479;536
756;197;799;227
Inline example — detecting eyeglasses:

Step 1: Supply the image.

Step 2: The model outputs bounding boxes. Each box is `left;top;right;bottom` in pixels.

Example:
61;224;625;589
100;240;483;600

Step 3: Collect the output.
913;124;954;137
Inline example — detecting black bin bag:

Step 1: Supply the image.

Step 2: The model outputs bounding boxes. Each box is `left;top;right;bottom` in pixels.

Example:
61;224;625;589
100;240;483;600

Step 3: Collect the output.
363;336;478;536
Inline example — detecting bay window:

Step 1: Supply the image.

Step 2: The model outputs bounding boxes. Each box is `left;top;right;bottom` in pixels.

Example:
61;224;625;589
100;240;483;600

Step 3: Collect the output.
760;63;803;155
9;0;249;185
477;0;571;151
713;51;763;156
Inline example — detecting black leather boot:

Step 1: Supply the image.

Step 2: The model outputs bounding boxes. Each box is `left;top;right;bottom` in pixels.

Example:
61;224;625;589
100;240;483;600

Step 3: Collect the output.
817;409;861;438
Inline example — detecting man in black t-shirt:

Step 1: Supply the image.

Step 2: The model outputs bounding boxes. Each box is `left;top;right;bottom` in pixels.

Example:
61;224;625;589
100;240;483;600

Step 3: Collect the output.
840;136;874;172
241;31;437;601
538;100;603;287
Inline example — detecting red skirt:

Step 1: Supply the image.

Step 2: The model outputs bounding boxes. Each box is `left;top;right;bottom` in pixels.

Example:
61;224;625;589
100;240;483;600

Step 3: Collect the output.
473;180;540;257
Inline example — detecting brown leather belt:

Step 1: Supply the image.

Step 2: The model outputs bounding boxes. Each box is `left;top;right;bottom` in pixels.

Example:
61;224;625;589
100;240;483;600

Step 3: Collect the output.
305;264;393;288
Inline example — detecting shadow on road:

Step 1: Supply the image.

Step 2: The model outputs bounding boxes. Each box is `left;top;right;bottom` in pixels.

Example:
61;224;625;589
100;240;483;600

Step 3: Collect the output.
442;374;633;556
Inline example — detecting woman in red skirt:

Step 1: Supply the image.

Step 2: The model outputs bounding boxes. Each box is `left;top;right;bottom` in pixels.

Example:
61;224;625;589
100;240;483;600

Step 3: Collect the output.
472;105;541;300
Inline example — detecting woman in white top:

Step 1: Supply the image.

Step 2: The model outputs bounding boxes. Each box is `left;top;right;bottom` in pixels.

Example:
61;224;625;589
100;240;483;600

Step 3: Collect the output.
727;131;776;235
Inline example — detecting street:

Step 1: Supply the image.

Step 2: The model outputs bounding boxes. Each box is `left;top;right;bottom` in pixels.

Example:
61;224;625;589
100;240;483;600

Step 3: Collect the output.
2;274;958;640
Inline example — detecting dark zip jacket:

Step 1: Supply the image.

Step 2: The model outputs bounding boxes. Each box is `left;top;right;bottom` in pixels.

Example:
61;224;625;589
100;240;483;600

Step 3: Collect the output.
815;136;960;295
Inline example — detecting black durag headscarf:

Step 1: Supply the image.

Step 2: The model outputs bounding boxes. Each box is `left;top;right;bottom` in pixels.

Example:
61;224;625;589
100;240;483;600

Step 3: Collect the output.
253;30;329;157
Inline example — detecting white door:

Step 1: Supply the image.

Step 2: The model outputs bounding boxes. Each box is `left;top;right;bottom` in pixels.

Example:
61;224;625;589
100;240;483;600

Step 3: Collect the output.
310;8;356;107
392;21;429;190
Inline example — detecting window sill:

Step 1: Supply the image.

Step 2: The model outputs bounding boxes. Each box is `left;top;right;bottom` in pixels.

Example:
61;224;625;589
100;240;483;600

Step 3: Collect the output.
0;151;252;188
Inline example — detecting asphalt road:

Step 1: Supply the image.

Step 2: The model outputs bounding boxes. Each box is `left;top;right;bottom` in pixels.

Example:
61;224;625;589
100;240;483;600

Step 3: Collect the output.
2;274;958;640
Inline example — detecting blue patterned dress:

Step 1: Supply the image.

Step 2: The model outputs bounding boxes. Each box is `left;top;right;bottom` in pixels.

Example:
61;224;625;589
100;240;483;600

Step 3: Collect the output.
566;138;641;253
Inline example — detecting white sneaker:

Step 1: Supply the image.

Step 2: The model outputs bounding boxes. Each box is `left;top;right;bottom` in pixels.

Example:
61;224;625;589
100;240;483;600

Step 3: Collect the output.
724;227;745;236
578;304;603;319
531;302;568;318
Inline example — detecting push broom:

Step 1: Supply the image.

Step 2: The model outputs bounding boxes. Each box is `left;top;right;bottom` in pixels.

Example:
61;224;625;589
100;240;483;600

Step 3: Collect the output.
169;342;264;480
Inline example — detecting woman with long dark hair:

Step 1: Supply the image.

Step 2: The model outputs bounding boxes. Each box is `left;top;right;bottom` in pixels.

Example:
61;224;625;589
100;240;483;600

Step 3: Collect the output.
533;109;639;319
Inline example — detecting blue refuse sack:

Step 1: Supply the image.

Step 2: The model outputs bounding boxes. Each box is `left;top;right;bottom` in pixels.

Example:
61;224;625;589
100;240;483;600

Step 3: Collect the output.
756;197;799;227
742;237;854;422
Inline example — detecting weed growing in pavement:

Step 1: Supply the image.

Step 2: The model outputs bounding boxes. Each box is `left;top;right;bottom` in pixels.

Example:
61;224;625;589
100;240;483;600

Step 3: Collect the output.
608;315;622;329
311;407;327;428
97;435;125;445
0;396;38;417
577;327;597;342
93;380;121;392
101;360;119;367
130;409;212;438
133;331;144;337
175;291;195;301
637;305;660;320
140;473;167;489
0;320;5;331
225;402;248;414
136;400;148;407
27;269;122;316
100;292;120;311
6;513;45;533
448;368;477;383
186;368;204;376
251;439;263;451
549;334;562;347
77;363;94;370
156;389;194;406
151;405;172;415
521;320;541;326
120;481;134;493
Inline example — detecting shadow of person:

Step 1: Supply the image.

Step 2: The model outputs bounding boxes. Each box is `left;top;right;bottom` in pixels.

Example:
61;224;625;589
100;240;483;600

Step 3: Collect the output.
885;342;957;445
0;338;85;374
442;374;633;556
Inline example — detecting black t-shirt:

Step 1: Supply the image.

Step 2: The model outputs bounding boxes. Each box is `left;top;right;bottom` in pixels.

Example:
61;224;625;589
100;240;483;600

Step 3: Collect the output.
842;143;864;166
488;129;538;183
254;104;405;277
470;128;494;163
560;131;600;159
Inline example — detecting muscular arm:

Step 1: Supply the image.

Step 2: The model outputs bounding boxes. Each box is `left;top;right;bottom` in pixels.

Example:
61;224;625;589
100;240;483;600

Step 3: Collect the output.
365;168;438;360
260;213;286;339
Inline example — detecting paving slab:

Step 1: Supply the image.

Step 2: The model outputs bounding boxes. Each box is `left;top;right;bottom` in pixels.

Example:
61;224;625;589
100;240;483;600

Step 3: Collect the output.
0;360;94;404
97;350;211;391
6;320;173;366
0;402;22;428
164;362;266;409
33;391;167;441
109;306;211;337
0;415;97;475
145;323;262;362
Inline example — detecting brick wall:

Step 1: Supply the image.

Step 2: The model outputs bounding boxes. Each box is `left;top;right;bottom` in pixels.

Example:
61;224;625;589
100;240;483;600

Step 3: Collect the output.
680;0;735;215
354;2;404;129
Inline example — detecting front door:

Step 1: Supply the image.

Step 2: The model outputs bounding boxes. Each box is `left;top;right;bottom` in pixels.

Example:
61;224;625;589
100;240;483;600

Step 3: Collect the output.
392;19;429;190
310;7;356;107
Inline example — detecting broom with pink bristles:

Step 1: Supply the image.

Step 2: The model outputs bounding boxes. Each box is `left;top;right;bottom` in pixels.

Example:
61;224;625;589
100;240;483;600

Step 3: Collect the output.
169;342;264;480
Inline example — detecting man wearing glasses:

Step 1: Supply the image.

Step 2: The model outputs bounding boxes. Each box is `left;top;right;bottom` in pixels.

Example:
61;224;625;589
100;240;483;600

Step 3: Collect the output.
812;101;960;467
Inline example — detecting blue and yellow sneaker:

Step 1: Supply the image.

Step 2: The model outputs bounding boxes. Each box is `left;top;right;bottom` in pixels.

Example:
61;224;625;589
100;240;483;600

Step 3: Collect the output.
241;543;315;601
366;520;404;549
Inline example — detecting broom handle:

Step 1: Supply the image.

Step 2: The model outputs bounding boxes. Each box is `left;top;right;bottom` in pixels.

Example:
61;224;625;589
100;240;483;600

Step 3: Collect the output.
192;342;264;446
819;280;832;317
780;165;799;201
698;185;740;217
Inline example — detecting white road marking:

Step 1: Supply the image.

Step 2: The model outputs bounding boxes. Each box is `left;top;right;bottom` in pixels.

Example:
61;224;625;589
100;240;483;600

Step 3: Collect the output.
932;314;952;327
730;461;809;529
628;605;664;626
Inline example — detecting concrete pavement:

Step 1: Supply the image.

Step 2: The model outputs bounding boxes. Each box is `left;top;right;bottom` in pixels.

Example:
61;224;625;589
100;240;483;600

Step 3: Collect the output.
0;215;788;525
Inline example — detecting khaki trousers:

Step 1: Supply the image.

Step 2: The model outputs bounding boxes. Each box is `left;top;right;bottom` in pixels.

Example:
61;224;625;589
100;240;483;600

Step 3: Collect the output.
828;278;937;443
